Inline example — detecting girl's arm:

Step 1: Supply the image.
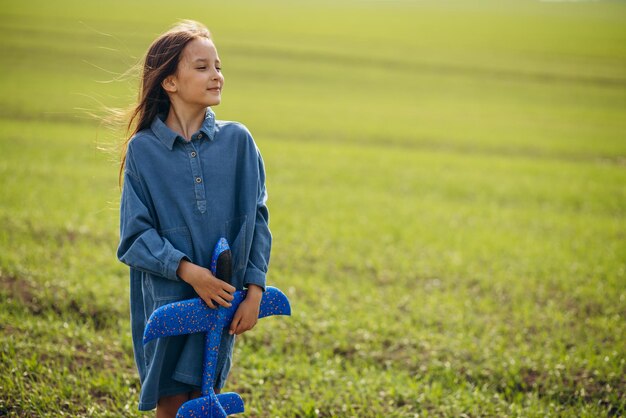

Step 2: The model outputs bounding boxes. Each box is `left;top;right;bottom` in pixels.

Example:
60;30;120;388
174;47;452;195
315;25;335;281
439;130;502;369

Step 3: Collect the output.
117;166;186;281
229;145;272;335
242;149;272;291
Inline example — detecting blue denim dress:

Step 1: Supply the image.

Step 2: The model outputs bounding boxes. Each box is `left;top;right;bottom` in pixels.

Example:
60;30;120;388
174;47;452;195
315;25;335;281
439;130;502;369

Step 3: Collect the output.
117;108;271;411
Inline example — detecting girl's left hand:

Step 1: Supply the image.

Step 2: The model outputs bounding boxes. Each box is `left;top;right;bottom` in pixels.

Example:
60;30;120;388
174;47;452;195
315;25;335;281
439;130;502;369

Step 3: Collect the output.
229;285;263;335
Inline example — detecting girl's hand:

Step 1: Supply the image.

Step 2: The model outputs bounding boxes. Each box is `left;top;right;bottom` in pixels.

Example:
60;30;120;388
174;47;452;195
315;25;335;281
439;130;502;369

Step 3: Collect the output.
229;285;263;335
177;260;235;309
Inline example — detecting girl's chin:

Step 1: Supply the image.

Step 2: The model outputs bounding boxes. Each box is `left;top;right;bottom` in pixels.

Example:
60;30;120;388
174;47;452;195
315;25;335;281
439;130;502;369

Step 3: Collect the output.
201;98;221;107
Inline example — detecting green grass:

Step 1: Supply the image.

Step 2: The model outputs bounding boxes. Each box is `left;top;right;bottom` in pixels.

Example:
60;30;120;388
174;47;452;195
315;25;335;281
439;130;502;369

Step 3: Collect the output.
1;0;625;416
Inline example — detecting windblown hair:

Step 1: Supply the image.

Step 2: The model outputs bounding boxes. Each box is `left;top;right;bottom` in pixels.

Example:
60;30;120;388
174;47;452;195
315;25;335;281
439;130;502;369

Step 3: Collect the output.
119;20;211;185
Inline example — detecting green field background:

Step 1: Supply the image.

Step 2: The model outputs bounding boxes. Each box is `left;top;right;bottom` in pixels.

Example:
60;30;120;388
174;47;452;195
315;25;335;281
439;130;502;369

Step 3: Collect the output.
1;0;625;416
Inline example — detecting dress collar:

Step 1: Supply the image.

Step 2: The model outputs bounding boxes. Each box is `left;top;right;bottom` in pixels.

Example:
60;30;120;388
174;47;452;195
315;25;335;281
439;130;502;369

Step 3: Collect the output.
150;107;216;150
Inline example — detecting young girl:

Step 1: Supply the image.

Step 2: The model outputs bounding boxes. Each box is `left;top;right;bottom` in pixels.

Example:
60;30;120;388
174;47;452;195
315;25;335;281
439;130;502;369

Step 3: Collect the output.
117;20;271;417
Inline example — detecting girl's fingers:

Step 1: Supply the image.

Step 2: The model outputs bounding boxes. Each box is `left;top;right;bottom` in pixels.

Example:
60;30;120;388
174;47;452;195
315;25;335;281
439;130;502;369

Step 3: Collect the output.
215;296;232;308
203;292;229;308
219;290;234;301
229;313;241;335
236;322;250;335
235;318;258;335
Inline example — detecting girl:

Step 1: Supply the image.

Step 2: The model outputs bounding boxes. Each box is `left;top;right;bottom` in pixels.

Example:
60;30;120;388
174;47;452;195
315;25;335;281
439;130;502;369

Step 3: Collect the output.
117;20;271;417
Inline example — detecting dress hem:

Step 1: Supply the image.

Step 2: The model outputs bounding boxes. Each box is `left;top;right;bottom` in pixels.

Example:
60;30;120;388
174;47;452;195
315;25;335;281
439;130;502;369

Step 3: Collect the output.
137;383;200;411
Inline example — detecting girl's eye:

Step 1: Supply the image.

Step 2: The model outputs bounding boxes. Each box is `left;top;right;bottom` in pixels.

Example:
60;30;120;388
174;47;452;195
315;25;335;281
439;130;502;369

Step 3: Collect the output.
216;67;222;72
197;67;207;70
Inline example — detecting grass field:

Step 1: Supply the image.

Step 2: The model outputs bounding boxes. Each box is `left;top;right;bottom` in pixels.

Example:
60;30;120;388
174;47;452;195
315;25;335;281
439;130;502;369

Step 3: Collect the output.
1;0;625;416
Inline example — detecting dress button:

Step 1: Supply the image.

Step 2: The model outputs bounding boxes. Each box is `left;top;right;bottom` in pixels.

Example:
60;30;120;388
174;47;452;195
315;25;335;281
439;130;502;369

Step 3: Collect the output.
197;133;203;139
195;177;202;183
190;151;197;158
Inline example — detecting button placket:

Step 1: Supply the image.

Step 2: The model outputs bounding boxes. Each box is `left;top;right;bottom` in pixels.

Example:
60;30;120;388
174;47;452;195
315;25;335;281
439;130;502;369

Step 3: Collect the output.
185;142;207;213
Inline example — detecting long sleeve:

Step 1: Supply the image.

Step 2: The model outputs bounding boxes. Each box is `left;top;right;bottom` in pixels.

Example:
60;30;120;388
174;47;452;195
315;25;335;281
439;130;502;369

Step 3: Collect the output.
117;150;188;281
243;150;272;290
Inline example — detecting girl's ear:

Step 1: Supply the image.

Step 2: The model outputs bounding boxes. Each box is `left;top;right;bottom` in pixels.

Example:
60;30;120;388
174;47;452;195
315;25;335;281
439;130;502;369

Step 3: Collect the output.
162;75;177;93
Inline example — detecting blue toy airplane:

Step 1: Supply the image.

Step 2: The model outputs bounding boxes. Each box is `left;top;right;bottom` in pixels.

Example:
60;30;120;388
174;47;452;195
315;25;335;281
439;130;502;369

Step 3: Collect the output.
144;238;291;417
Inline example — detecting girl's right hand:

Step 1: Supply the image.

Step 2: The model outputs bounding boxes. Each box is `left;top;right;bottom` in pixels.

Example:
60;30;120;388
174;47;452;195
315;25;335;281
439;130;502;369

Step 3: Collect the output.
176;259;236;308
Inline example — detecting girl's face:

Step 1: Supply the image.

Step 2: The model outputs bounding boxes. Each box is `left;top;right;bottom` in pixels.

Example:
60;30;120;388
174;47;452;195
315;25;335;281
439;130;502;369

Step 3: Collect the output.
165;37;224;108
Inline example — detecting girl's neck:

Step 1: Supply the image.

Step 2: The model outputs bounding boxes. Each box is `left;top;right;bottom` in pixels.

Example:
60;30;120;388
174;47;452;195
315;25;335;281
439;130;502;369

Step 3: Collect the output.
165;103;207;141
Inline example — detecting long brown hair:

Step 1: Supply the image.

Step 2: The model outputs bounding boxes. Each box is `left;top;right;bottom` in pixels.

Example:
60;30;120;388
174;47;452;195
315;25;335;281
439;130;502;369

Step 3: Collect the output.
119;20;211;186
